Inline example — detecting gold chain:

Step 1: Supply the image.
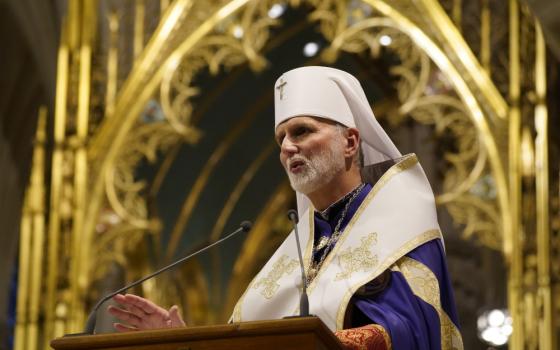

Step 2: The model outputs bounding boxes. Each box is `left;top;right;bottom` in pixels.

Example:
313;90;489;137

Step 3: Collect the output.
307;183;366;284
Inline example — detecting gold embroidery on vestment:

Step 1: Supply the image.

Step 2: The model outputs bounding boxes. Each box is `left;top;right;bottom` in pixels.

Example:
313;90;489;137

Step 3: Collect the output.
304;208;315;273
335;233;378;281
253;254;299;299
335;229;442;329
393;257;464;350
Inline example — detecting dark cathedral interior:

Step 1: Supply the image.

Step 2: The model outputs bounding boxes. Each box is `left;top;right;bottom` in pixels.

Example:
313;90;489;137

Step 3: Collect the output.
1;0;559;349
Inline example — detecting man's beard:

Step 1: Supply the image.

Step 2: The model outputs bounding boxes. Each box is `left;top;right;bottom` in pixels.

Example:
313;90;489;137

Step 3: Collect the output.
285;140;346;194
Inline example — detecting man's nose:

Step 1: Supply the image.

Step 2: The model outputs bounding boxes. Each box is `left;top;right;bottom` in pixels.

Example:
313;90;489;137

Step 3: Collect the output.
280;138;298;155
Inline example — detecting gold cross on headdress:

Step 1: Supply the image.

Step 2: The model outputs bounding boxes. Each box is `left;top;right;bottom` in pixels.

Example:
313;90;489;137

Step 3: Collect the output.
276;77;287;100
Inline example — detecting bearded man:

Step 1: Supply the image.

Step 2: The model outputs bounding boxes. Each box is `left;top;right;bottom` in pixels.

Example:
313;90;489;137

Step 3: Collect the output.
108;66;463;350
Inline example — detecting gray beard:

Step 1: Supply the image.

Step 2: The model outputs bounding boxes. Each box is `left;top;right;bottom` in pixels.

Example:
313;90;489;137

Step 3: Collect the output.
286;141;346;195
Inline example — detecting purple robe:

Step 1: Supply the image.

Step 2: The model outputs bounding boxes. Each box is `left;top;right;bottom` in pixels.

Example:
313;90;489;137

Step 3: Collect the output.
313;183;461;349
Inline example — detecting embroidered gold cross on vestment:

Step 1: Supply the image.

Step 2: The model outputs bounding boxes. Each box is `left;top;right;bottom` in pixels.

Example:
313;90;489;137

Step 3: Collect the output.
253;255;299;299
335;233;378;281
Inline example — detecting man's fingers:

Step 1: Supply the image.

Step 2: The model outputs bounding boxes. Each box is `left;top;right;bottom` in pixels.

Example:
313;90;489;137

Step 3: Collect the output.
127;303;149;318
124;294;167;315
109;294;184;330
107;305;128;318
113;322;138;332
107;305;142;327
112;294;127;304
168;305;186;327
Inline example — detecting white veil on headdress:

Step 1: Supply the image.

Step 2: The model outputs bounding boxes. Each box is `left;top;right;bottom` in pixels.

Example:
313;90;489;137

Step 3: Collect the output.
274;66;402;215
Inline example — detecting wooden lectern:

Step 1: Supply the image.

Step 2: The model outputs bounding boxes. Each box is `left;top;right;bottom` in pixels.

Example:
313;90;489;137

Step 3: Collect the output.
51;317;344;350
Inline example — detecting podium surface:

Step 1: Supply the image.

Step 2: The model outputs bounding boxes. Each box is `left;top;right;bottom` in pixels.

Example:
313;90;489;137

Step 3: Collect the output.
51;317;344;350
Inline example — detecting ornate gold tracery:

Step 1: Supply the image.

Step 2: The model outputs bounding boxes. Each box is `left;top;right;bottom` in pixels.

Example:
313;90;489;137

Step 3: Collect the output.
314;2;505;249
99;0;510;266
14;0;557;349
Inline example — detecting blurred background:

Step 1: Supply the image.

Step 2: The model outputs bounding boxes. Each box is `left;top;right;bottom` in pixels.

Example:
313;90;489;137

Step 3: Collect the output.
1;0;559;349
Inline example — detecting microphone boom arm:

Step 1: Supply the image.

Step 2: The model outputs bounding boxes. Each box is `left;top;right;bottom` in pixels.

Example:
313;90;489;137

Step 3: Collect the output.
79;221;252;335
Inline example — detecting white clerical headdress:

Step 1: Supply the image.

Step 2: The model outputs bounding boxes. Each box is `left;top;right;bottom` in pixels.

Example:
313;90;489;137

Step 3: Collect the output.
274;66;402;215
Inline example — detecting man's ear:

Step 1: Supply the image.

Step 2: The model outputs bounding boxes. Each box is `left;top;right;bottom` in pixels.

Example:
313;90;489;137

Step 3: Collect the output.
344;128;360;158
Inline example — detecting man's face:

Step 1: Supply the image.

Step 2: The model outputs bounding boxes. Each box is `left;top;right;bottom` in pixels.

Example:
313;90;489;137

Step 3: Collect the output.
274;116;347;194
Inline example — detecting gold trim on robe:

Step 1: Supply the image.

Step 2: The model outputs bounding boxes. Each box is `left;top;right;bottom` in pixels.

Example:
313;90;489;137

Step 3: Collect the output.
392;257;464;350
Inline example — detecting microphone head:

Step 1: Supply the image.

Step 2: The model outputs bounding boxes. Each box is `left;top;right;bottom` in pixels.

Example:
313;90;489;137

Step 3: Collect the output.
240;221;253;232
287;209;299;223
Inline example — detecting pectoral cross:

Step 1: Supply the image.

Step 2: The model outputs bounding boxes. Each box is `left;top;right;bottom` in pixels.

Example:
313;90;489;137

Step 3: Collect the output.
276;77;287;100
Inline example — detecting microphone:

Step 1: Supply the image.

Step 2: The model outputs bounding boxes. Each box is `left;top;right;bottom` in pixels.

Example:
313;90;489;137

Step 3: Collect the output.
74;221;252;336
287;209;309;317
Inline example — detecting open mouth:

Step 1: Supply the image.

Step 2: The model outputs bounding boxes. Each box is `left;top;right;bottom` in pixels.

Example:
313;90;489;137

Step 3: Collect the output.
289;159;305;173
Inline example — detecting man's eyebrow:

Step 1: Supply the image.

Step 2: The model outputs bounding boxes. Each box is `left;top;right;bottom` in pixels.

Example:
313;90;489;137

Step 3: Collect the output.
291;121;315;129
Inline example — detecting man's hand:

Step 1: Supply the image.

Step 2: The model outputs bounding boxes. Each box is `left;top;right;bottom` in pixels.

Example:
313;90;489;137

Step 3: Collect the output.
107;293;186;332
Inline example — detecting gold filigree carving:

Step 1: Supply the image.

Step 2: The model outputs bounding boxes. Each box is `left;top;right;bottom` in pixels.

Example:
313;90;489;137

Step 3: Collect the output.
103;0;281;239
105;121;201;228
335;233;378;281
252;255;299;299
307;1;502;249
159;0;280;137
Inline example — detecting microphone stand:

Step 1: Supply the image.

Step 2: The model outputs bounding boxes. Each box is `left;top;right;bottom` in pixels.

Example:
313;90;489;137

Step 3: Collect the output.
287;209;310;317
